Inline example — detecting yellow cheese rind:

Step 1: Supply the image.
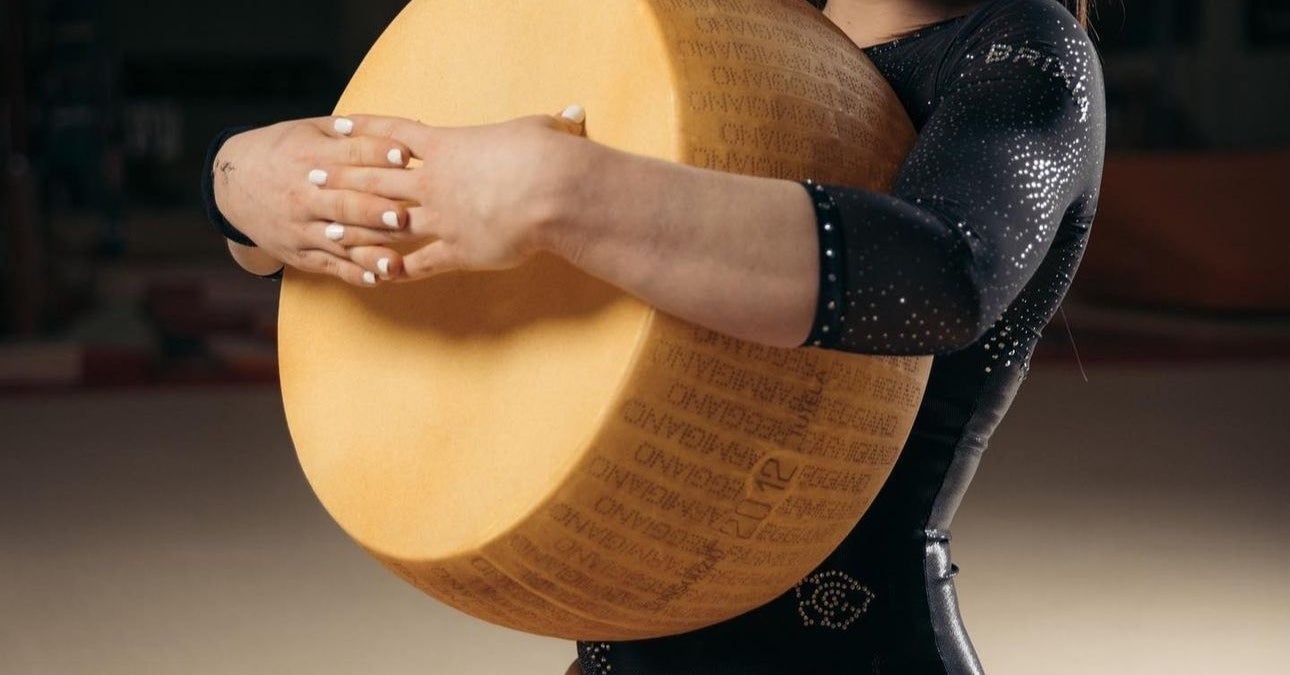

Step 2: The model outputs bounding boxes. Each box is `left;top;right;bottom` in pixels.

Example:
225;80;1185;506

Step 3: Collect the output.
279;0;932;640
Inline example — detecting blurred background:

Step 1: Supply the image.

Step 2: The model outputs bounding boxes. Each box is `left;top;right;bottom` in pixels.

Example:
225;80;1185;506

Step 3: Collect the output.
1;1;1287;674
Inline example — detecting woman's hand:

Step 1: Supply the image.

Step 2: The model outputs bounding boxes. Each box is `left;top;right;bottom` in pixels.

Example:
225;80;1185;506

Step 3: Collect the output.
211;117;418;286
315;106;587;281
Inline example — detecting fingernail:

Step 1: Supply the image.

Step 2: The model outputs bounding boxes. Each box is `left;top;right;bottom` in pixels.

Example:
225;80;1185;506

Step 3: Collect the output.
382;210;400;229
363;271;377;286
308;169;328;186
325;223;345;241
334;118;354;135
378;257;391;277
387;148;404;165
561;104;586;124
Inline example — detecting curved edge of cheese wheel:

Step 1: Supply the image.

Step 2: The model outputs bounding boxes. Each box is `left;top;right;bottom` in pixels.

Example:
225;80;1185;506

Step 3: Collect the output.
366;545;665;640
450;312;783;641
404;2;712;635
430;0;692;561
485;0;695;577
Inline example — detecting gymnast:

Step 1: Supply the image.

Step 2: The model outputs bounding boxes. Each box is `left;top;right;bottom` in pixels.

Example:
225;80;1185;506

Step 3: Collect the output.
203;1;1104;672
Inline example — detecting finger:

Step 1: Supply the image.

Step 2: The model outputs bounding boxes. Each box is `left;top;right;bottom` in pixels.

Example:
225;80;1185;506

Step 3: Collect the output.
293;223;348;258
320;166;422;202
563;660;583;675
310;188;412;230
343;114;435;155
294;249;382;288
305;116;352;137
317;116;356;137
326;135;412;169
554;103;587;137
399;240;458;280
311;221;415;249
405;206;444;239
348;245;404;281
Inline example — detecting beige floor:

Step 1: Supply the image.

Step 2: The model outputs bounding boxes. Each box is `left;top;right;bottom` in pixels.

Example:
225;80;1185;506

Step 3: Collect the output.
1;362;1287;675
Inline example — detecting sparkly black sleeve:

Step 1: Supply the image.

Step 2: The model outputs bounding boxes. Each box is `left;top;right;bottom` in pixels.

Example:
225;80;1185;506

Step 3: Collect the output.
801;15;1102;355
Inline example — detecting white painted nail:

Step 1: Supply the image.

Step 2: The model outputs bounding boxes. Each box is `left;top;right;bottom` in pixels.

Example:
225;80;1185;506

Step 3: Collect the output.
377;257;391;277
561;104;586;124
333;118;354;135
382;210;400;229
325;223;345;241
363;271;377;286
387;148;404;165
308;169;328;186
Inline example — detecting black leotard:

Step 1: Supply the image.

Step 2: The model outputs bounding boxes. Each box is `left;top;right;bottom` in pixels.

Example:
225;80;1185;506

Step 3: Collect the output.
576;0;1105;673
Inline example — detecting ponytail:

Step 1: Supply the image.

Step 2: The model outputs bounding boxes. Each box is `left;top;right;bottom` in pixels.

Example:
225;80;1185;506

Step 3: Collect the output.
1065;0;1090;28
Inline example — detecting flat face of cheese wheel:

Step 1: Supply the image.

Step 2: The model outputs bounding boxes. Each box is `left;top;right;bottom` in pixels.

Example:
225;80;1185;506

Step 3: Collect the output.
280;0;677;560
280;0;929;639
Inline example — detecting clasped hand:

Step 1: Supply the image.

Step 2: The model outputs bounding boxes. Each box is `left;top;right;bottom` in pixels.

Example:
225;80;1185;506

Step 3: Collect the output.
212;106;588;286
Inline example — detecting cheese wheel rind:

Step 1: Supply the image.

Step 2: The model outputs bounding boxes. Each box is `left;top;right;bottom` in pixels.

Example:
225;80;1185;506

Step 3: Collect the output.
280;0;931;640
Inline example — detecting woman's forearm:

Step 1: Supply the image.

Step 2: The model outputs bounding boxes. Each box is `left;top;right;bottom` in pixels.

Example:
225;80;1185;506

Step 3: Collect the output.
541;142;821;349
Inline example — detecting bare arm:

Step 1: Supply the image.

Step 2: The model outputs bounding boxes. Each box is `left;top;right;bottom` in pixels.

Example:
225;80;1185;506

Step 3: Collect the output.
540;142;821;349
319;113;819;350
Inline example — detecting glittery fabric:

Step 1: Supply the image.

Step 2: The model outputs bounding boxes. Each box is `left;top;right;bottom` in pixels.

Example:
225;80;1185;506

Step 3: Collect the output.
578;0;1105;673
801;180;847;348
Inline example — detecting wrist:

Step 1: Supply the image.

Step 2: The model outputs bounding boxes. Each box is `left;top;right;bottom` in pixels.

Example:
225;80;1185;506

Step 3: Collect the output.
203;125;258;247
210;132;246;226
532;136;603;262
210;137;235;217
226;240;284;276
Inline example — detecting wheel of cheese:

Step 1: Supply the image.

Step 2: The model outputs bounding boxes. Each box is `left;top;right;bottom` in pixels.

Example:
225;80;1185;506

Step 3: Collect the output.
279;0;932;640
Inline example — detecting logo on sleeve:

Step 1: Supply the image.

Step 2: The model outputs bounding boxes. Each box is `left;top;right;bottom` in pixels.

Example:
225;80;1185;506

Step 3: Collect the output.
980;41;1092;122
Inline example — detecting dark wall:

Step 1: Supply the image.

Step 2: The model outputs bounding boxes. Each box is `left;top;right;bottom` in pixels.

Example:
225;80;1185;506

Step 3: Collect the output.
22;0;1290;207
21;0;408;206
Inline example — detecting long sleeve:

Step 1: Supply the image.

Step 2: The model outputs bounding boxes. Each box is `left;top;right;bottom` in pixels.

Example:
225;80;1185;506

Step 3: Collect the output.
804;4;1104;355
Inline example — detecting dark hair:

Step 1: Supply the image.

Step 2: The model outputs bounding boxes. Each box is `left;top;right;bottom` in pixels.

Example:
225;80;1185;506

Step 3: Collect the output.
806;1;1091;29
1065;0;1090;26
